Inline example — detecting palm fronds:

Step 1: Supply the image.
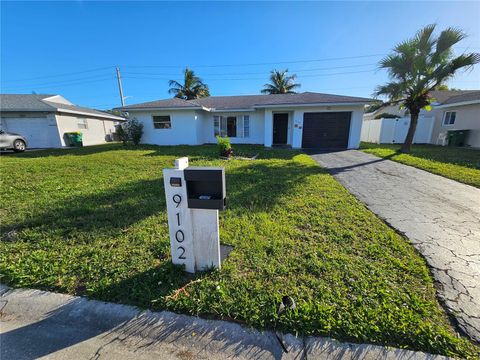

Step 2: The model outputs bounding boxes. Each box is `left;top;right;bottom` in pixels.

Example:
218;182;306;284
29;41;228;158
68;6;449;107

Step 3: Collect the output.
261;69;301;94
168;68;210;100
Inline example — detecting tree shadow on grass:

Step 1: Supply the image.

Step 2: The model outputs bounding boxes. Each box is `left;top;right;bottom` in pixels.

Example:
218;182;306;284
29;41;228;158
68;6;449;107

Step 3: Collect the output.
2;157;323;243
5;143;125;159
1;177;166;239
141;143;301;161
361;142;480;169
90;263;210;310
8;143;300;162
226;160;325;211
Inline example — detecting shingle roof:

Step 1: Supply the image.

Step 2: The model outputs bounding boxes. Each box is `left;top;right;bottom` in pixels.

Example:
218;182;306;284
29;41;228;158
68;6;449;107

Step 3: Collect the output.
0;94;57;111
121;97;203;110
430;90;479;104
440;91;480;105
119;92;375;111
0;94;125;120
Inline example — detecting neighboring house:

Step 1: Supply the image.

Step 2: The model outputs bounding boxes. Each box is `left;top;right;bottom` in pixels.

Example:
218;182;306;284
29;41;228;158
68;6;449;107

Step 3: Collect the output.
118;92;374;149
362;90;480;147
0;94;125;148
430;91;480;147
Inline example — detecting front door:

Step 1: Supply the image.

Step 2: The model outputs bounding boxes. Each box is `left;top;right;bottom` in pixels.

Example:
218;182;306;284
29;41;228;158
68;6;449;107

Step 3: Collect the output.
273;113;288;145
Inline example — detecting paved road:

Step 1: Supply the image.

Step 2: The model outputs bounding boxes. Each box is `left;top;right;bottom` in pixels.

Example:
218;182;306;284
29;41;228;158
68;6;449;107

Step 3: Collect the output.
310;150;480;342
0;285;447;360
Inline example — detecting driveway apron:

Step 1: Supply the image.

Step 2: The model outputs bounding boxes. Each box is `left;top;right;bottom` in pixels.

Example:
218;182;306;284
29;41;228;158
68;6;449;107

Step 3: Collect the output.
310;150;480;342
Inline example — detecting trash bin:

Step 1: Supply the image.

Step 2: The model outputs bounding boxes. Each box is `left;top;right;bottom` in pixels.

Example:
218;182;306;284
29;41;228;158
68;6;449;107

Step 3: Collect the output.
447;130;469;147
66;132;83;147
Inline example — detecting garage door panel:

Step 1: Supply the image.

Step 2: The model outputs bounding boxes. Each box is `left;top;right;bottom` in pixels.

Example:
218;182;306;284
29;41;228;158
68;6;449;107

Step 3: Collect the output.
302;112;351;149
5;118;58;148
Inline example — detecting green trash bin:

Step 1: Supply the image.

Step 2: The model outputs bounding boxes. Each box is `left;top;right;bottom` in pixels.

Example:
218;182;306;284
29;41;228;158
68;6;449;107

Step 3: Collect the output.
66;132;83;147
447;130;469;147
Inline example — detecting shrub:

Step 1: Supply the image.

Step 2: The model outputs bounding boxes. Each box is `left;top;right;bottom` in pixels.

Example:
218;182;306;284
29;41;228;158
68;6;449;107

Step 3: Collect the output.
117;117;144;146
126;117;144;145
374;112;401;119
216;136;233;158
116;124;128;145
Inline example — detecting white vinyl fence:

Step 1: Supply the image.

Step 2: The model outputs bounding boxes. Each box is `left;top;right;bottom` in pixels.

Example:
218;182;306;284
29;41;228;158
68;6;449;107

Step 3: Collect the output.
361;116;434;144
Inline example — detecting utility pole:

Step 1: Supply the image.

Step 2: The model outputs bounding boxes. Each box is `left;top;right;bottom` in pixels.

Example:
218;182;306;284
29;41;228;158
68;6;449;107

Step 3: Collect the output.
115;65;125;107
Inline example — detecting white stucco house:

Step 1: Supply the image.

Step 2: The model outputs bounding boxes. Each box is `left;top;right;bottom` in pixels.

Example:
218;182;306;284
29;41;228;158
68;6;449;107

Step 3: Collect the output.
0;94;125;148
119;92;374;149
362;90;480;147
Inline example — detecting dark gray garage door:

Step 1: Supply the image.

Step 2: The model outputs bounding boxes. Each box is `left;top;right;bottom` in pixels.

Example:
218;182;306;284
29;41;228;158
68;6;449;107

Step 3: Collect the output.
302;112;351;149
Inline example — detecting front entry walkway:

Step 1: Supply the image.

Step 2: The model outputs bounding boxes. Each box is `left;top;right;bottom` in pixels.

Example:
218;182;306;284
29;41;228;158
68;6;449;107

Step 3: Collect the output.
310;150;480;342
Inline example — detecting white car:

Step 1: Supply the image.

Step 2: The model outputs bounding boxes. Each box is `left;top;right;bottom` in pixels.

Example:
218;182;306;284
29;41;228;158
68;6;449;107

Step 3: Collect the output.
0;130;27;152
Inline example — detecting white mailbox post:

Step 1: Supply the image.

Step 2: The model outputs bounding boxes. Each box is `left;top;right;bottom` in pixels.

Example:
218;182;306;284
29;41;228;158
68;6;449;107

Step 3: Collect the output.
163;157;224;273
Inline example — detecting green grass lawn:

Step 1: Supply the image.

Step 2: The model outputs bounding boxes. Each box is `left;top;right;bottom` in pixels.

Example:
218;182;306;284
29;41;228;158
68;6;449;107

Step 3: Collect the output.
360;142;480;188
0;144;476;358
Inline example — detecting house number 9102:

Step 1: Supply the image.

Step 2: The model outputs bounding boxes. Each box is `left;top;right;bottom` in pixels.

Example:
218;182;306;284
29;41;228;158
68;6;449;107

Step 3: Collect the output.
172;194;186;260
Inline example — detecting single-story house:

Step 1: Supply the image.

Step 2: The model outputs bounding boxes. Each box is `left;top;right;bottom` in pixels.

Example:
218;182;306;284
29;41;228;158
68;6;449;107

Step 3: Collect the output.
118;92;374;149
430;91;480;147
362;90;480;147
0;94;125;148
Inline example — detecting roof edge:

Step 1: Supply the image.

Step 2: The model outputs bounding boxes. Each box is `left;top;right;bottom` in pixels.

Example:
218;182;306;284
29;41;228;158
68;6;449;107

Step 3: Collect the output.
436;100;480;109
118;106;203;112
56;107;126;120
119;101;374;113
254;101;374;109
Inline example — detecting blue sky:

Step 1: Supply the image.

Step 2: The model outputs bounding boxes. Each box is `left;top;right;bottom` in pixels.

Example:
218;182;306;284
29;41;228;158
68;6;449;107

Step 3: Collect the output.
1;1;479;109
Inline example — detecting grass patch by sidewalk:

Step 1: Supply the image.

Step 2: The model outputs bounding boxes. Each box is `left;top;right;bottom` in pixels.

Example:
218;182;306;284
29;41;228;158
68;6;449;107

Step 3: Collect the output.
360;142;480;188
0;144;477;358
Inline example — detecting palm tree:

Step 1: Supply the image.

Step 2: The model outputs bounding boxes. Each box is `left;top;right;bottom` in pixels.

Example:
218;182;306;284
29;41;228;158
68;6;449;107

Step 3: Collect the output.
261;69;300;94
168;67;210;100
375;24;479;153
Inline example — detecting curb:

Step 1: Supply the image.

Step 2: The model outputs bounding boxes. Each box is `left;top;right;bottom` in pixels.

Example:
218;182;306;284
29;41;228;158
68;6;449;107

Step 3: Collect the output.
0;284;448;359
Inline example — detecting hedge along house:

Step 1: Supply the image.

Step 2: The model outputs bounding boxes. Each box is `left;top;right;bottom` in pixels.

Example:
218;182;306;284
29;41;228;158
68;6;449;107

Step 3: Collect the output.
119;92;374;149
0;94;125;148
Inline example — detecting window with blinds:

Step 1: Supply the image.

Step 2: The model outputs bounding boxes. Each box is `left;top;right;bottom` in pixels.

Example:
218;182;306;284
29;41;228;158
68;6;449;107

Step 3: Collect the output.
213;115;251;138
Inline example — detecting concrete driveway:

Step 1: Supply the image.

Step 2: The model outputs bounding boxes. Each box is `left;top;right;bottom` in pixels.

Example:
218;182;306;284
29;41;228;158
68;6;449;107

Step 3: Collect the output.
310;150;480;342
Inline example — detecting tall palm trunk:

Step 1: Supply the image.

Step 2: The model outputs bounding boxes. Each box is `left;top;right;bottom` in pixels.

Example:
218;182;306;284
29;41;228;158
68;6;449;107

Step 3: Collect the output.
400;108;420;153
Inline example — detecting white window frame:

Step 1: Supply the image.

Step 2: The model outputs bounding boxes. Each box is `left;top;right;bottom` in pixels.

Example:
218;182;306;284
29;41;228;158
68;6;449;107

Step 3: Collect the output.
243;115;250;138
153;115;172;129
443;111;456;126
77;118;88;129
214;115;240;138
214;116;221;136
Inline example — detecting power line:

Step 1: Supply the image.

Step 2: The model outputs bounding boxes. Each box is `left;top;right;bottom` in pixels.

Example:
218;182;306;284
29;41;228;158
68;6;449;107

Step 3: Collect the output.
3;74;116;89
3;47;476;86
1;66;114;83
122;69;376;82
1;77;116;91
122;63;377;77
0;53;385;88
121;53;386;69
1;62;376;88
78;102;121;109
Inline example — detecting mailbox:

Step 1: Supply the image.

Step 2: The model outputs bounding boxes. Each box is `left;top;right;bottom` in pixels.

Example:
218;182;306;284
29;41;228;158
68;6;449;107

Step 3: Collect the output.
184;167;226;210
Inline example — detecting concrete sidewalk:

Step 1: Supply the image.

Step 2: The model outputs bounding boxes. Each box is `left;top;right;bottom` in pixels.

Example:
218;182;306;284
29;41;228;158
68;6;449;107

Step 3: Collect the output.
0;285;447;360
310;150;480;342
